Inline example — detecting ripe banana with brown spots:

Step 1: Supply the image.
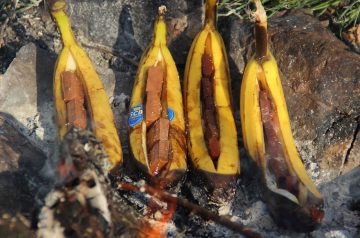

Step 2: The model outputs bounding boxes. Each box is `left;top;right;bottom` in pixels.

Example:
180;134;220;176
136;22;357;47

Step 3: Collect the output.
240;0;324;231
128;6;186;187
184;0;240;198
49;0;122;175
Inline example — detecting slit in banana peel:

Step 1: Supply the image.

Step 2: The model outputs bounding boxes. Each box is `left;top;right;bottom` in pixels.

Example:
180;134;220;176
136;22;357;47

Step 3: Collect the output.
184;0;240;199
49;0;123;176
128;6;187;187
240;0;324;231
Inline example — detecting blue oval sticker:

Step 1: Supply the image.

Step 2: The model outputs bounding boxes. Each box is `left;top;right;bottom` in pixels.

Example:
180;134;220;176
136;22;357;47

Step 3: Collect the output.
168;107;175;121
128;104;143;127
128;105;175;128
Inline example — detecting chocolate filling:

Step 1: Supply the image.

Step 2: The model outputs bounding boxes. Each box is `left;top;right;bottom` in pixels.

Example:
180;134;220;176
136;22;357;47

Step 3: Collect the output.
201;35;220;164
145;65;171;176
61;71;87;130
259;87;299;196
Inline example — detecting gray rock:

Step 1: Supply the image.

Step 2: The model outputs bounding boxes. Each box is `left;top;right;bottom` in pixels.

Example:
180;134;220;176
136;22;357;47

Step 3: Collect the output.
0;113;47;217
227;11;360;182
66;0;203;65
0;43;57;156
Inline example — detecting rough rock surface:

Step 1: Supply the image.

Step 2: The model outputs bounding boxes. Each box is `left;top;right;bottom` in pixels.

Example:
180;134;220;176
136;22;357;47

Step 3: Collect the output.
228;10;360;182
66;0;202;65
0;113;47;217
0;44;57;156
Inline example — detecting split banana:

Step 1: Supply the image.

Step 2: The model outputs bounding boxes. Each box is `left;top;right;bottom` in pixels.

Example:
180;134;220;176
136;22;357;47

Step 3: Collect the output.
240;0;324;231
49;0;122;174
184;0;240;194
128;6;187;186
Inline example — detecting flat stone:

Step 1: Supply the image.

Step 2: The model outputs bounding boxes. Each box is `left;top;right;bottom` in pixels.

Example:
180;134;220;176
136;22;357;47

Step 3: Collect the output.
0;43;57;156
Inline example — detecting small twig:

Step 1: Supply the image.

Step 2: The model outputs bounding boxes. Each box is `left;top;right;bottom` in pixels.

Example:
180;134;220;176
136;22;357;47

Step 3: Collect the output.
78;38;139;67
118;182;263;238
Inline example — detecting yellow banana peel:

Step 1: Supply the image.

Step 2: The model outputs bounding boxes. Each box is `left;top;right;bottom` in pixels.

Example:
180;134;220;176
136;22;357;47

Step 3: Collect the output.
128;6;187;186
50;0;122;174
184;0;240;193
240;0;324;231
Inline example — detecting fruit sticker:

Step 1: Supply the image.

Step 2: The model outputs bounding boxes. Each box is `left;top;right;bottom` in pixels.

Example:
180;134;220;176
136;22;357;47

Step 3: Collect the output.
129;105;143;127
168;107;175;121
128;105;175;127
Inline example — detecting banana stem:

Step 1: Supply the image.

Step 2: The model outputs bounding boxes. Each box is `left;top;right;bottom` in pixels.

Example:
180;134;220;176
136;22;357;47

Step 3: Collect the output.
153;6;167;46
205;0;218;27
49;0;76;47
254;0;269;60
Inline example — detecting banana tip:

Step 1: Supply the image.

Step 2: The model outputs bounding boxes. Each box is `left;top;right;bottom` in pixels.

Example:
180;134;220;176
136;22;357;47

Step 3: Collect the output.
48;0;66;12
253;0;267;23
158;5;167;16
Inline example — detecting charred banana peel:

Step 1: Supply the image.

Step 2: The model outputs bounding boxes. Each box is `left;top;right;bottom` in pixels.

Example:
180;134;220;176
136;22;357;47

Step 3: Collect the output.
49;0;122;174
184;0;240;197
240;0;324;231
129;6;187;186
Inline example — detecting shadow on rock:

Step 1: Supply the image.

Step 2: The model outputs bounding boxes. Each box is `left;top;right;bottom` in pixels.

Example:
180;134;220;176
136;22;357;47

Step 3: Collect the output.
0;112;49;219
112;5;141;169
35;45;57;155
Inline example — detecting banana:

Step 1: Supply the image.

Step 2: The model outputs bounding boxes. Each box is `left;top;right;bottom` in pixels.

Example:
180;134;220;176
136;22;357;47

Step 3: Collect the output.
240;0;324;231
184;0;239;196
49;0;122;174
128;6;186;186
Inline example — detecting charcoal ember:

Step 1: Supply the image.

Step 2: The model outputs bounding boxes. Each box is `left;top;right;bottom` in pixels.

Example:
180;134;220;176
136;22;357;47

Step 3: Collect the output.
37;171;112;238
38;128;142;238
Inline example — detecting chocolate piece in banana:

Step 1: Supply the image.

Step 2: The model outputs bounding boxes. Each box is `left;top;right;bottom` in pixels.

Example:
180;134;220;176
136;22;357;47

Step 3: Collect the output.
184;0;239;199
201;35;220;162
240;0;324;231
145;65;164;126
61;71;87;130
129;6;186;186
49;0;122;174
145;64;171;176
